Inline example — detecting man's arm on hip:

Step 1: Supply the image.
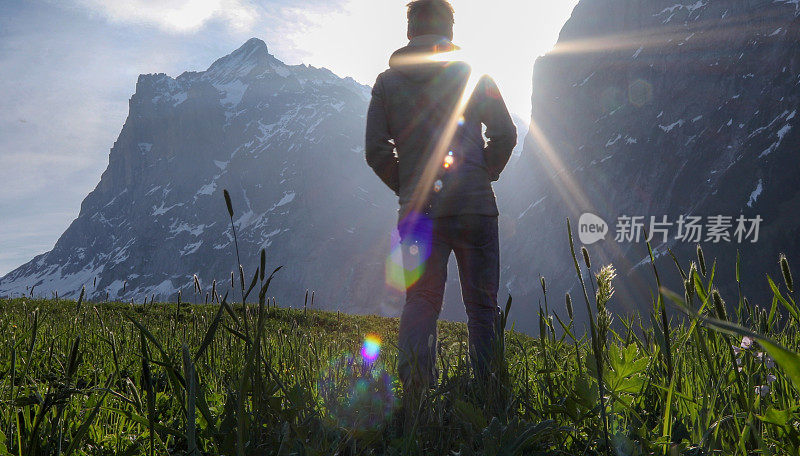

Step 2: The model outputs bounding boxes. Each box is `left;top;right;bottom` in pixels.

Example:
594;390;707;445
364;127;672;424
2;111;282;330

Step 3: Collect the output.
365;74;400;195
478;75;516;181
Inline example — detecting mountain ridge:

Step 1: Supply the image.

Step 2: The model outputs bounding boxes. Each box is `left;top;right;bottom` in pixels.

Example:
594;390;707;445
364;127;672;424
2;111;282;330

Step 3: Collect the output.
0;37;395;315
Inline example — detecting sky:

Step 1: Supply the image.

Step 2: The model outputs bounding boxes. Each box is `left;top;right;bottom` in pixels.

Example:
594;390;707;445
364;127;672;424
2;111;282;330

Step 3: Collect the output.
0;0;579;276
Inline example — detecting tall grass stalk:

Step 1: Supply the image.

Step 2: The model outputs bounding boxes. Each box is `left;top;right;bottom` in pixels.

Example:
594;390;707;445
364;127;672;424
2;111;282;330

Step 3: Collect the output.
566;218;610;454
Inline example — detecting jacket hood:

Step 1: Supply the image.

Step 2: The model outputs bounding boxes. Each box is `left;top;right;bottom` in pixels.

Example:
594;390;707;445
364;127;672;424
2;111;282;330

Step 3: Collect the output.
388;35;469;82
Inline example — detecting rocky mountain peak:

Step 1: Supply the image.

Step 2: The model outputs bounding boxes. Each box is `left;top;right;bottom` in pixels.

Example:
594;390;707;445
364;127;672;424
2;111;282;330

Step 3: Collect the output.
204;37;272;84
0;38;393;313
240;37;269;55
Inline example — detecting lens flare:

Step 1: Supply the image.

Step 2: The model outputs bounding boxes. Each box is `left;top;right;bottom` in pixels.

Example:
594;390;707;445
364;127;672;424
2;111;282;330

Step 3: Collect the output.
443;155;454;169
628;79;653;107
399;49;483;217
361;334;382;363
385;244;423;291
385;212;433;291
317;353;398;432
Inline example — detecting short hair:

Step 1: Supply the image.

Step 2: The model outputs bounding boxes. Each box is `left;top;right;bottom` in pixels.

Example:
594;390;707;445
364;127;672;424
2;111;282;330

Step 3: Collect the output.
406;0;455;39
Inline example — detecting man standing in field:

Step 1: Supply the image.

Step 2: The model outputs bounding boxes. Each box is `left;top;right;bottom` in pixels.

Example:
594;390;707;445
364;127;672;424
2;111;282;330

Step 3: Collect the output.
365;0;516;392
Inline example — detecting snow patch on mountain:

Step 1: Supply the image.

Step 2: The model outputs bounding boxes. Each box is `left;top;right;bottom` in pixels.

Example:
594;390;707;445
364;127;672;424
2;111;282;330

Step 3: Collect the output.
275;191;295;208
747;179;763;207
659;119;685;132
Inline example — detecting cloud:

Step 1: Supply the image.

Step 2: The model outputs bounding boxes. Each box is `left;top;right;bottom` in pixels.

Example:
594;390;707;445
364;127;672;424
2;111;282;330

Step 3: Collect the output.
74;0;261;33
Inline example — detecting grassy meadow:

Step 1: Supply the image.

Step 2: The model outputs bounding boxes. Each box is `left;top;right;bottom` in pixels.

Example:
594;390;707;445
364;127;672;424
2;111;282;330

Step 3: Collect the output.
1;191;799;455
1;242;800;455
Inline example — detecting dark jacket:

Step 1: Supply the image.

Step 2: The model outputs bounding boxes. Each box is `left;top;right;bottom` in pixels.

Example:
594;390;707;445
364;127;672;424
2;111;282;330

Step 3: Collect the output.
365;35;517;220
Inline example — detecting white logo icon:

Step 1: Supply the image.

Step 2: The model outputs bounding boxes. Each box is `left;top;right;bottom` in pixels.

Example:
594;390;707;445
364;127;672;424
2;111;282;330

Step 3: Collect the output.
578;213;608;245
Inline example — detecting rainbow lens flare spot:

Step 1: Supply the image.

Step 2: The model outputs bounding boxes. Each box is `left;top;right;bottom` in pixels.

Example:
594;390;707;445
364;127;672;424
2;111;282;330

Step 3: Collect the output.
385;213;433;291
434;179;443;193
361;334;382;363
457;116;465;126
443;155;454;168
385;249;424;291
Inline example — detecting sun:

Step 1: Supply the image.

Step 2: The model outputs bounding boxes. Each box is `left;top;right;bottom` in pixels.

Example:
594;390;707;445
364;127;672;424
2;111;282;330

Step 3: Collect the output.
450;0;580;118
287;0;579;121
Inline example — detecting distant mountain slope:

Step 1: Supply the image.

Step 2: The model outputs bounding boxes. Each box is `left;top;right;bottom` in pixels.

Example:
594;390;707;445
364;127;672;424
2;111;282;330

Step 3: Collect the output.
0;38;403;313
494;0;800;329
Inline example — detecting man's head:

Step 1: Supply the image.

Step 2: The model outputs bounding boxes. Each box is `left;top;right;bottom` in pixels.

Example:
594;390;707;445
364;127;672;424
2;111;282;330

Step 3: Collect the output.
406;0;455;41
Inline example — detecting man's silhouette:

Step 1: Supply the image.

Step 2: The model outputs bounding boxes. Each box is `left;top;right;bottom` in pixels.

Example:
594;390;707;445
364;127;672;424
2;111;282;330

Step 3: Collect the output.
365;0;516;389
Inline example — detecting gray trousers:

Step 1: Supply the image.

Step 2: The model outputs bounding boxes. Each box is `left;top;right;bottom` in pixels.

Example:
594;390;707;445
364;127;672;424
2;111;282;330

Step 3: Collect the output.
397;214;500;387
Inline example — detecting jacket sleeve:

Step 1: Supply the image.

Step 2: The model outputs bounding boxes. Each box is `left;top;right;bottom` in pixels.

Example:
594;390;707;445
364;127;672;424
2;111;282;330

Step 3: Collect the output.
477;75;516;181
365;74;400;195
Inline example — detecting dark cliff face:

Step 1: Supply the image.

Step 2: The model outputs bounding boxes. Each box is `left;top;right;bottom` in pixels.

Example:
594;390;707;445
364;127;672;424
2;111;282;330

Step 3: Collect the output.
0;38;405;314
494;0;800;331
